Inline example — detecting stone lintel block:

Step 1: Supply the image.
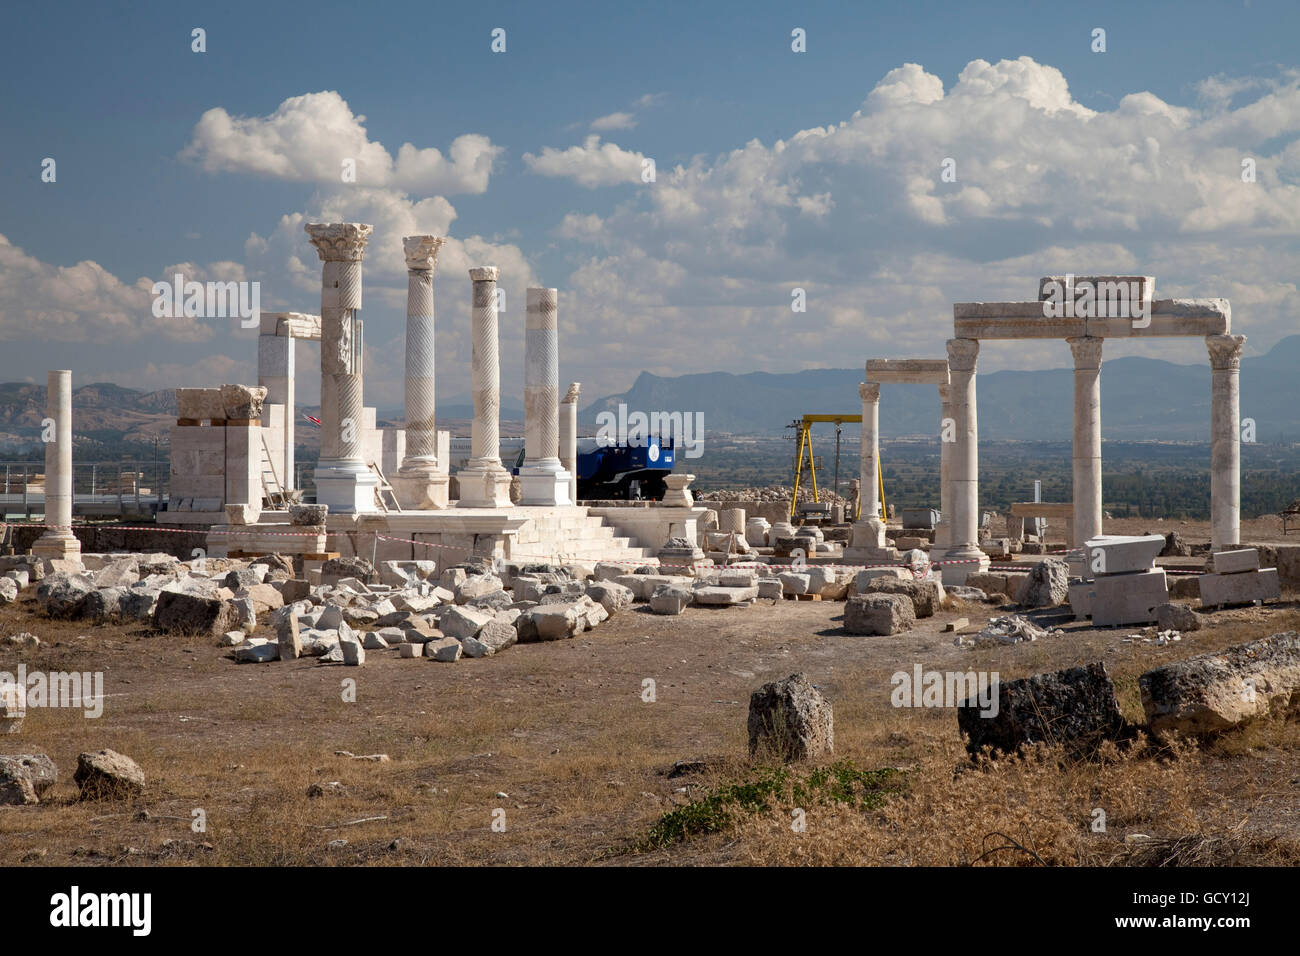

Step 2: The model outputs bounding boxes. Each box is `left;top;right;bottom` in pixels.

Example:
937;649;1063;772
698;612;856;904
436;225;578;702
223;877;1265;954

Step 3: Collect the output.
1084;535;1165;575
1199;568;1280;608
864;358;950;386
1212;549;1260;574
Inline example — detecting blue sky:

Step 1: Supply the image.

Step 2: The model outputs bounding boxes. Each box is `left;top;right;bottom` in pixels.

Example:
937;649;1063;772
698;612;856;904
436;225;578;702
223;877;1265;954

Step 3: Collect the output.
2;0;1297;407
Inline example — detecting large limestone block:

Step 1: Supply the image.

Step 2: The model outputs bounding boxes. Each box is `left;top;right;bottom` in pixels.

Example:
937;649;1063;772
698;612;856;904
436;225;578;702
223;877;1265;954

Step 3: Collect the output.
860;578;943;618
74;749;146;800
1090;568;1168;627
153;590;239;637
0;754;58;805
524;603;585;640
844;594;915;635
585;580;634;615
1211;549;1260;574
1015;559;1070;608
1082;535;1164;575
1198;568;1281;608
649;584;691;616
176;387;224;421
439;605;494;641
692;585;759;606
1140;632;1300;736
957;662;1126;759
747;673;833;762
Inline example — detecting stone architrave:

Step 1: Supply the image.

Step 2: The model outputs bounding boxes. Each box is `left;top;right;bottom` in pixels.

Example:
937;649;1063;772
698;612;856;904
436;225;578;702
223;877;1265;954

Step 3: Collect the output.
1207;334;1245;552
32;370;81;562
391;235;450;510
560;382;581;505
518;287;572;506
1068;336;1104;547
457;267;513;508
943;338;990;582
305;223;378;513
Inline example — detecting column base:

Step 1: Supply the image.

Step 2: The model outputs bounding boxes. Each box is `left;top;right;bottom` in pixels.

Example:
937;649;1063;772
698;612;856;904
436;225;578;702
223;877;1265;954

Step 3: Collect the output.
390;470;450;510
518;466;573;507
314;459;381;514
31;532;81;564
456;469;515;509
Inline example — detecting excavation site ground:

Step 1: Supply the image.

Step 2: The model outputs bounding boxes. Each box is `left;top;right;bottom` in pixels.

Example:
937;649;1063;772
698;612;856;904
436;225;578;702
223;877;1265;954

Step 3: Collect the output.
4;515;1299;868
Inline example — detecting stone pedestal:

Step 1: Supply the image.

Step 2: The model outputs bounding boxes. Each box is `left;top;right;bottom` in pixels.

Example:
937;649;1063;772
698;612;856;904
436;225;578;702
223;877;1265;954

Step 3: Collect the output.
458;267;513;508
1207;334;1244;552
32;370;81;563
306;223;379;514
393;235;450;510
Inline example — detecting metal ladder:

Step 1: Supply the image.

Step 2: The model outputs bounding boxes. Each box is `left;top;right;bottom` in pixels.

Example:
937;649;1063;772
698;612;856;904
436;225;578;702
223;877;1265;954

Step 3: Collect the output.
259;432;288;509
368;462;403;513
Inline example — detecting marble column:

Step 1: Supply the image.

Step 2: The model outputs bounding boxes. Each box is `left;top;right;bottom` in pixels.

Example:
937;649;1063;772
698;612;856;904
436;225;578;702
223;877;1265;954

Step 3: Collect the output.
305;222;377;513
847;382;887;553
933;382;954;550
1068;335;1104;547
257;320;294;491
560;382;581;505
457;267;513;508
32;369;81;562
944;338;989;582
1207;334;1245;551
519;287;572;506
392;235;450;510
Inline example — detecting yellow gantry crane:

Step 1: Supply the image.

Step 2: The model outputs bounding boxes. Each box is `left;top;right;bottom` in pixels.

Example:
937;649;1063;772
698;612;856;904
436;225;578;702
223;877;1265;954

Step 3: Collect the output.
789;414;885;521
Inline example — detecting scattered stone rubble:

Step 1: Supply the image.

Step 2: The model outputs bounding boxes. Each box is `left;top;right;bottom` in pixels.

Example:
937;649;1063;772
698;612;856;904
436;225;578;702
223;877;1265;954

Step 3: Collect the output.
747;673;833;761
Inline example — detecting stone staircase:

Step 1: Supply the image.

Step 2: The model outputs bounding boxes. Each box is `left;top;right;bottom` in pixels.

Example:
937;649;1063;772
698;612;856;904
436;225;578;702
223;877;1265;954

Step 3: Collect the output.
511;507;658;567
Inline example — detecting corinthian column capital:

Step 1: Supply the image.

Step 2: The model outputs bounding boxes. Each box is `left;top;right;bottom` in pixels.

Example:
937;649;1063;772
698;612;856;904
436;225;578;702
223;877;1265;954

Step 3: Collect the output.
305;222;373;261
946;337;979;372
1067;335;1104;369
858;382;880;403
1206;333;1246;370
403;235;444;272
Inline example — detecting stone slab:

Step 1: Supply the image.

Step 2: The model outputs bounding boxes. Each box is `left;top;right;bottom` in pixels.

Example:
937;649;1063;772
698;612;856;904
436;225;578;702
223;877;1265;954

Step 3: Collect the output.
1089;568;1168;627
1198;568;1281;608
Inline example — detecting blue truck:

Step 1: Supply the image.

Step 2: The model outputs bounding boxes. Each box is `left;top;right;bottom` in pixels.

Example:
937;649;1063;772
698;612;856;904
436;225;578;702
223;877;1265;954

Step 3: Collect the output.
501;435;675;500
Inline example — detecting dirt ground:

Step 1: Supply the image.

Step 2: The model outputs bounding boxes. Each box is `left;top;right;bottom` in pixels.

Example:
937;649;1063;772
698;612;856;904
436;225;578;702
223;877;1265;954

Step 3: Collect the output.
2;516;1298;867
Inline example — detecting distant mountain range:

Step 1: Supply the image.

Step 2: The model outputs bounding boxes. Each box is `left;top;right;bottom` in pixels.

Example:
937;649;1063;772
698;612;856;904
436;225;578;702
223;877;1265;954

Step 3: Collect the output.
580;335;1300;441
1;336;1296;451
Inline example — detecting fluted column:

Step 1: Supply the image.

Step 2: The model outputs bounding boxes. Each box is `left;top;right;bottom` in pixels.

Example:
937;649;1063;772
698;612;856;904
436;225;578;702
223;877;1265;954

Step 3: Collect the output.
944;338;989;581
305;223;377;513
560;382;581;504
1068;336;1104;547
519;287;572;506
457;267;513;508
32;370;80;563
392;235;450;510
1207;334;1245;551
